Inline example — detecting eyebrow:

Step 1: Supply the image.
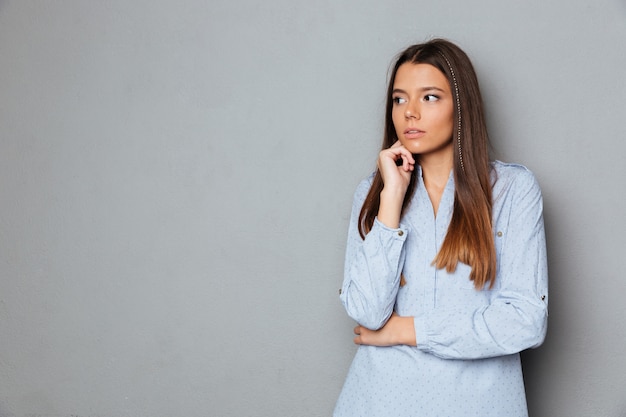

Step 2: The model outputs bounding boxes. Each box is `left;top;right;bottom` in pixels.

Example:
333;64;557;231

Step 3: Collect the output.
392;86;446;94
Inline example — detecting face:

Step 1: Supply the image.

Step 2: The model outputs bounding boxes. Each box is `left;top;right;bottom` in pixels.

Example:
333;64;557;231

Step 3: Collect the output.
391;63;454;160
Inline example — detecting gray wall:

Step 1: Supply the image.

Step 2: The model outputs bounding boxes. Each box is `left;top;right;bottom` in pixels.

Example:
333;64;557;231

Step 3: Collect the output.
1;1;625;416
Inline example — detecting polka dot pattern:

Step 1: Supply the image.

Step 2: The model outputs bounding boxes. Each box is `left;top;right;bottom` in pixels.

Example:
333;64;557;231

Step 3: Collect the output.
335;161;548;417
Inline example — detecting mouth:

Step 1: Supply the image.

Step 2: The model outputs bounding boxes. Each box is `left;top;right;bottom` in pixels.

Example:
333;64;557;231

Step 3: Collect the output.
403;128;425;139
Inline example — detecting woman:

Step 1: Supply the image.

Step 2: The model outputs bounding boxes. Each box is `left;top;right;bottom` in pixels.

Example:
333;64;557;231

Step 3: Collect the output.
334;39;548;417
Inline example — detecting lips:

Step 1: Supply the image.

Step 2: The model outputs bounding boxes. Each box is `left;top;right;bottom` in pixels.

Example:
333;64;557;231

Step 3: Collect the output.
403;128;425;139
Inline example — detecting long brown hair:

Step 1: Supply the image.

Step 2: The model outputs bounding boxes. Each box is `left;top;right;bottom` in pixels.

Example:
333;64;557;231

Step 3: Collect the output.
357;39;496;290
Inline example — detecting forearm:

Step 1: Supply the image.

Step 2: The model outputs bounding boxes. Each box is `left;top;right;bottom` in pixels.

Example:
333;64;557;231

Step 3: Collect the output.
414;294;548;359
341;219;407;329
377;188;405;229
354;314;417;347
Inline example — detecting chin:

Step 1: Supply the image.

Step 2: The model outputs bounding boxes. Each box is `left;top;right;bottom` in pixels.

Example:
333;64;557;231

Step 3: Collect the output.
399;143;422;155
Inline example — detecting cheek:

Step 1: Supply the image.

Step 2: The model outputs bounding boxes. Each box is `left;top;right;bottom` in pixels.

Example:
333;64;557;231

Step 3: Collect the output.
438;111;454;134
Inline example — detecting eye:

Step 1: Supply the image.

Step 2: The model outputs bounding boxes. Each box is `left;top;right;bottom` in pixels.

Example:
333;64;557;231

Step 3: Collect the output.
423;94;440;102
392;96;407;105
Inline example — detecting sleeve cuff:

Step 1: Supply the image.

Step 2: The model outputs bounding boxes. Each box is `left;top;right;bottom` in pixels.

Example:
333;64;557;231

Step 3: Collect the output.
373;217;408;240
414;314;431;352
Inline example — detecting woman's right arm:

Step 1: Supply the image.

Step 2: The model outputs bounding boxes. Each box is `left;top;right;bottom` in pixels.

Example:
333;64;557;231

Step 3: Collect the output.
339;143;414;330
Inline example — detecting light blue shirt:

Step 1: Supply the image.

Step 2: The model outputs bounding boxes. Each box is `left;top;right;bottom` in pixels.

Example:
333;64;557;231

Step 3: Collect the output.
335;161;548;417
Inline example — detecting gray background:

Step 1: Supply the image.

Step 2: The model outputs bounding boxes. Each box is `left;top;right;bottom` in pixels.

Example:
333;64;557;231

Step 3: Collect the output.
1;0;625;416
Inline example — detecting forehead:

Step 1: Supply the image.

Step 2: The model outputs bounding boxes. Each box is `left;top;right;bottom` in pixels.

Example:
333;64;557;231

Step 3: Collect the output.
393;63;450;91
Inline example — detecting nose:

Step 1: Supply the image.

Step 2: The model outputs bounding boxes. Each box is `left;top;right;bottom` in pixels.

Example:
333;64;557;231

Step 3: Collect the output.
405;102;420;119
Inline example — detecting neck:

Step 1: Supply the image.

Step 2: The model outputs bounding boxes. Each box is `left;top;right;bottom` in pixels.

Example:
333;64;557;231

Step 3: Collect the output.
416;142;454;218
418;151;453;188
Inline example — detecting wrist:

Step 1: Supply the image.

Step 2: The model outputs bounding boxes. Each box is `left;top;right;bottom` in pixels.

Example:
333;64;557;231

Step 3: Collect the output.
399;316;417;346
380;186;407;201
378;188;404;229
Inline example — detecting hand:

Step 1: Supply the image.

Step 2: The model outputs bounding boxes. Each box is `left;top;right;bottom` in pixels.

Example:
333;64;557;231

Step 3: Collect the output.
376;141;415;228
377;141;415;195
353;313;417;347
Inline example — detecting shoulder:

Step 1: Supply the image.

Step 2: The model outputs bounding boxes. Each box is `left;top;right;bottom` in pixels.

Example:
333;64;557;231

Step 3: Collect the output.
491;160;542;199
353;172;376;201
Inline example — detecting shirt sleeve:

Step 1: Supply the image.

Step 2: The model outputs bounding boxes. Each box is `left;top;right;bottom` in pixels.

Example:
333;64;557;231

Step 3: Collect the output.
413;168;549;359
339;177;408;330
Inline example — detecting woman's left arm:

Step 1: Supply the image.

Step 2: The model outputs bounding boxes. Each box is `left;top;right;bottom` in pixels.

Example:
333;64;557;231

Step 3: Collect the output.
356;168;549;359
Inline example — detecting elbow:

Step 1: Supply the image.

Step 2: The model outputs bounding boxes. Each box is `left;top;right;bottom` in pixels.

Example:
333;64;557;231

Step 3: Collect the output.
356;314;389;331
515;303;549;351
493;301;548;354
529;307;548;349
341;294;392;330
340;282;395;330
346;305;391;330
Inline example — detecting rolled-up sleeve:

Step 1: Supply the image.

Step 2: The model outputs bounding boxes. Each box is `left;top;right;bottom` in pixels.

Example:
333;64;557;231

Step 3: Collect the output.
340;177;408;330
414;168;548;359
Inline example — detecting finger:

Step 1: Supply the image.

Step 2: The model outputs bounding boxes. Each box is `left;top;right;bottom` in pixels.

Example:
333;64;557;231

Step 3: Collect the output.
354;329;368;345
399;154;415;173
403;150;416;166
401;155;411;171
353;326;361;335
381;148;411;167
389;141;415;160
390;146;415;166
378;151;404;172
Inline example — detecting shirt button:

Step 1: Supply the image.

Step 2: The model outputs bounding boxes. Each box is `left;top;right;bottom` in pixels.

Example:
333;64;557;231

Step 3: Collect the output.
496;231;503;237
398;230;404;236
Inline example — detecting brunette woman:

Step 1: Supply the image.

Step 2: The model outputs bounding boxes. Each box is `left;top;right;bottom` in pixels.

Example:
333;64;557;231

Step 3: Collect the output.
334;39;548;417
